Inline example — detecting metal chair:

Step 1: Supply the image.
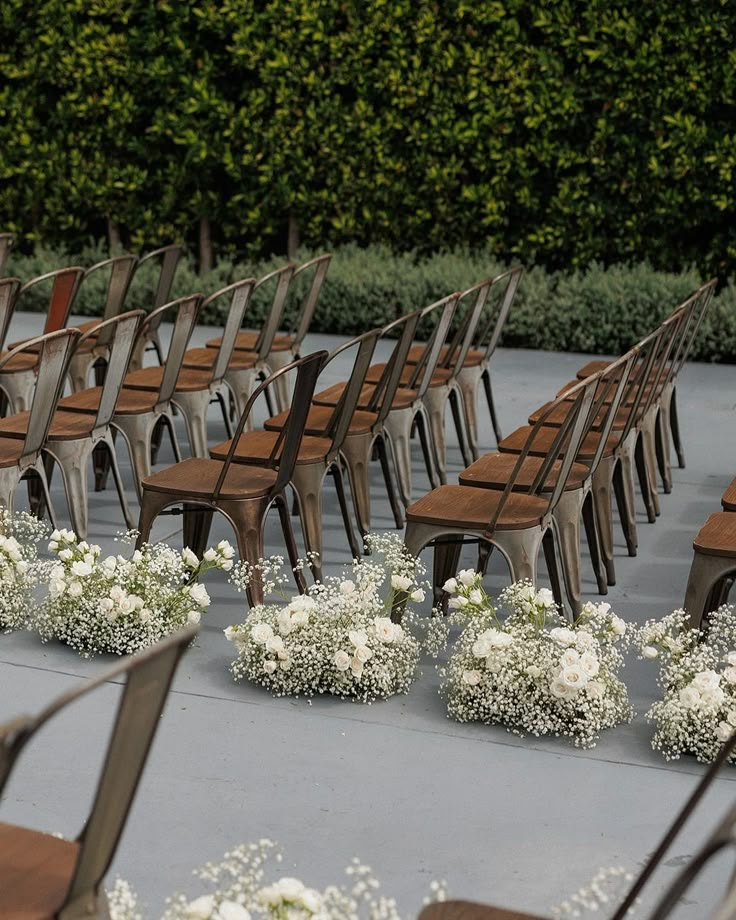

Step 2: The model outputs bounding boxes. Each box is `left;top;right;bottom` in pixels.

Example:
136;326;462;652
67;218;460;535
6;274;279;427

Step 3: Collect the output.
136;352;327;607
59;295;202;499
2;267;85;412
0;328;80;524
124;277;256;457
128;243;185;371
399;374;598;616
68;254;139;391
0;624;196;919
0;311;143;538
211;329;382;580
0;232;14;274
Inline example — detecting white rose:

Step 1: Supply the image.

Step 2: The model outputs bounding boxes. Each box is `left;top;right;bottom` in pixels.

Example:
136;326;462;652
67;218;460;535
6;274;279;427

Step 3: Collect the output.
561;648;581;667
50;529;61;542
679;685;701;709
642;645;659;659
727;710;736;727
187;610;201;625
391;573;413;591
277;610;294;636
279;658;292;671
339;579;356;595
182;547;199;568
224;625;238;642
462;669;482;686
728;651;736;667
203;548;217;562
276;878;305;900
716;721;733;743
290;609;310;628
693;670;721;693
373;617;397;643
71;560;92;577
472;637;493;658
488;630;513;649
263;660;277;674
579;652;600;677
350;657;364;678
525;665;542;679
550;627;576;646
59;548;73;562
287;595;316;613
535;588;556;608
186;894;217;919
348;629;368;648
410;588;426;603
468;588;483;605
611;616;626;636
251;623;274;644
442;577;458;594
67;580;83;598
448;595;468;609
50;578;66;595
139;608;152;624
575;630;595;651
215;902;251;920
485;655;503;673
299;889;323;913
458;569;477;586
333;650;351;671
550;679;575;699
560;663;588;690
354;644;373;663
109;584;126;603
586;679;606;699
265;635;285;654
723;667;736;685
701;687;726;708
257;885;282;907
189;583;211;608
101;555;117;573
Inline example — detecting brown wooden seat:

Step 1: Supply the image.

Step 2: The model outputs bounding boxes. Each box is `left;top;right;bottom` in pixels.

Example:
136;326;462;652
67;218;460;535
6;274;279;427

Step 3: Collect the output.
265;403;378;437
211;430;332;466
459;454;591;492
499;424;619;462
206;330;294;352
181;345;256;371
576;358;612;379
365;361;453;386
684;512;736;630
0;351;41;373
60;384;159;416
0;627;196;920
692;512;736;558
420;901;545;920
407;484;549;530
721;477;736;511
0;821;81;919
314;380;418;413
142;456;278;500
407;344;485;367
0;408;96;441
123;364;213;392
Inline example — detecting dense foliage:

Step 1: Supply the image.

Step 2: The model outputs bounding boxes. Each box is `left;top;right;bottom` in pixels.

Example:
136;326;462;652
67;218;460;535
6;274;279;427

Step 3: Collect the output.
1;2;734;274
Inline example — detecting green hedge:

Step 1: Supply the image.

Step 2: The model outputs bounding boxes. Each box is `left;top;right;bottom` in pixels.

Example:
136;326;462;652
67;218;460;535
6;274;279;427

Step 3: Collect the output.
0;3;735;275
6;243;736;363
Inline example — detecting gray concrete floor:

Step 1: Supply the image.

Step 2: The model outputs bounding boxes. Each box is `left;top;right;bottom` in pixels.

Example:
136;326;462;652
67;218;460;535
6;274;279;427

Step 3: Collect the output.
1;311;735;917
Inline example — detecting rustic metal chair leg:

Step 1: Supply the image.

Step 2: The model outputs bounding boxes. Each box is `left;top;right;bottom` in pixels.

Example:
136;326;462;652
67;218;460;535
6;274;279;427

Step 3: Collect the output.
290;463;326;582
582;489;607;594
655;406;673;495
375;435;404;529
422;385;449;485
542;527;566;615
216;389;234;439
551;489;583;618
684;551;736;630
591;457;616;586
612;461;638;557
482;368;503;444
113;416;157;501
331;464;361;560
275;493;308;594
172;390;211;458
340;432;374;538
670;385;685;468
182;503;214;557
220;500;268;607
432;537;463;611
448;386;473;469
45;442;91;539
635;432;657;523
105;436;135;530
456;364;482;460
415;409;441;490
493;527;543;584
641;410;661;514
383;407;416;507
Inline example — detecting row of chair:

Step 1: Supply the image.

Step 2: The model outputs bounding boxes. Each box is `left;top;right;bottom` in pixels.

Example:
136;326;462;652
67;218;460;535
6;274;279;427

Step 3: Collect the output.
398;280;716;620
684;479;736;628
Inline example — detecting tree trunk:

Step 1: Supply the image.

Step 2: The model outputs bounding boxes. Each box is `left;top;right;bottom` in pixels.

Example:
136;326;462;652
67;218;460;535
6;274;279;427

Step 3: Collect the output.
287;211;299;260
199;215;213;274
107;219;123;254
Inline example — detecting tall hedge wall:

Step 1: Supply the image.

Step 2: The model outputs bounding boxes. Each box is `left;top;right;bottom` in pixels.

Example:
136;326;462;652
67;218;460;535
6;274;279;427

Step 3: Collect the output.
1;2;734;274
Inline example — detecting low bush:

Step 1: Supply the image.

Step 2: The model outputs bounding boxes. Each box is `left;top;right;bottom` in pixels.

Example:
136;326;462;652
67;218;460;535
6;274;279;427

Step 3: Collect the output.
5;243;735;362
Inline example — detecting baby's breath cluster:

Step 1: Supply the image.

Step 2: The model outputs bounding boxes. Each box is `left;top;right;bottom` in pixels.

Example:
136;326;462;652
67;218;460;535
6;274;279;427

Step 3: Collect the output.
0;510;49;631
441;575;634;748
30;529;234;656
638;604;736;762
551;865;634;918
109;840;445;920
225;533;426;702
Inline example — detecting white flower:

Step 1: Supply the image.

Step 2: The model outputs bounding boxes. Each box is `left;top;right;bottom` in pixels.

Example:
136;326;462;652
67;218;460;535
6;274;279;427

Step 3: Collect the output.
333;650;351;671
277;610;294;636
579;652;600;678
560;648;580;667
693;670;721;693
391;573;412;591
350;657;364;678
586;679;606;699
468;588;483;605
458;569;477;587
410;588;425;603
442;577;458;594
728;651;736;667
611;615;626;636
723;667;736;685
263;660;277;675
215;902;251;920
348;629;368;648
265;635;285;655
99;597;114;614
560;663;588;690
101;555;117;574
203;548;217;563
182;547;199;568
373;617;397;643
354;644;373;663
58;548;73;562
716;721;733;743
217;540;235;558
299;889;323;913
187;610;201;625
679;685;701;709
67;580;83;598
728;710;736;728
339;579;356;595
462;669;482;686
186;894;217;919
251;623;274;644
290;609;310;628
276;878;306;900
642;645;659;659
139;608;152;624
448;595;468;609
701;687;726;709
575;630;595;651
71;560;92;577
535;588;556;608
550;627;576;646
525;665;542;679
189;583;211;608
550;678;576;699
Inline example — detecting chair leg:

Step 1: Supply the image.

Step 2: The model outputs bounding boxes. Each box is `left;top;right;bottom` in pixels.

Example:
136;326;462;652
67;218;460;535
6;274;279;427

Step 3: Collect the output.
340;432;374;538
641;409;662;513
219;499;268;607
582;489;607;595
136;489;177;546
448;385;473;469
492;526;544;585
456;364;483;460
181;503;214;556
670;385;685;468
655;405;673;495
171;390;212;458
112;414;159;501
104;434;135;530
415;408;441;490
634;430;658;523
262;349;293;414
482;368;503;444
30;461;59;531
383;407;417;506
542;527;566;617
591;457;617;586
331;463;362;560
432;537;463;610
684;550;736;630
216;388;234;439
551;489;584;618
422;385;450;485
275;493;308;593
290;462;327;582
612;460;638;558
223;367;258;421
375;435;404;529
45;440;95;540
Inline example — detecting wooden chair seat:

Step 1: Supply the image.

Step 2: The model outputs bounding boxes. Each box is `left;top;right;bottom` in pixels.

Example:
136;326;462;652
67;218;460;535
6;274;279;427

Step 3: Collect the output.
0;821;80;919
0;437;25;467
0;408;97;441
528;400;632;431
406;483;549;530
205;332;294;352
0;350;39;373
722;477;736;512
498;424;619;462
264;403;378;437
365;361;453;386
421;902;545;920
407;344;485;367
142;456;278;500
459;453;591;492
123;365;213;392
313;381;418;412
210;431;332;466
576;358;612;379
693;512;736;558
181;346;257;371
59;386;159;416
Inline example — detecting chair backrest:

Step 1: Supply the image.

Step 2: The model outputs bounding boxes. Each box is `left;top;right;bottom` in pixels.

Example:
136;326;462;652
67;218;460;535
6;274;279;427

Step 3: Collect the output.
288;253;332;348
253;263;297;359
18;267;85;336
137;243;185;311
81;254;139;345
202;277;257;382
0;625;197;916
405;294;459;399
438;277;494;376
473;266;523;361
665;279;718;386
0;277;21;350
215;351;327;500
77;311;145;432
0;233;14;274
132;294;202;412
0;328;80;467
365;310;423;426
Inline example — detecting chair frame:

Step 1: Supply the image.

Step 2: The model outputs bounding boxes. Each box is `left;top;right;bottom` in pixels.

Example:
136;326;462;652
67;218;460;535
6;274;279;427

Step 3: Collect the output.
128;243;185;370
0;232;14;274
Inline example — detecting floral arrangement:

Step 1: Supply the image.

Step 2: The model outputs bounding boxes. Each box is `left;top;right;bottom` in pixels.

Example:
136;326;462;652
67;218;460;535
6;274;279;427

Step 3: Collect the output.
108;839;446;920
440;574;634;748
0;510;49;632
638;604;736;762
30;529;234;656
225;533;432;702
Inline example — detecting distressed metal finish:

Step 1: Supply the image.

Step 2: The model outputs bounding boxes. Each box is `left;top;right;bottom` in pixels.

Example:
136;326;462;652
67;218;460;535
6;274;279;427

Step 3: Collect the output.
128;244;185;371
69;254;139;392
136;353;327;607
0;328;80;524
0;232;14;274
0;625;196;919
